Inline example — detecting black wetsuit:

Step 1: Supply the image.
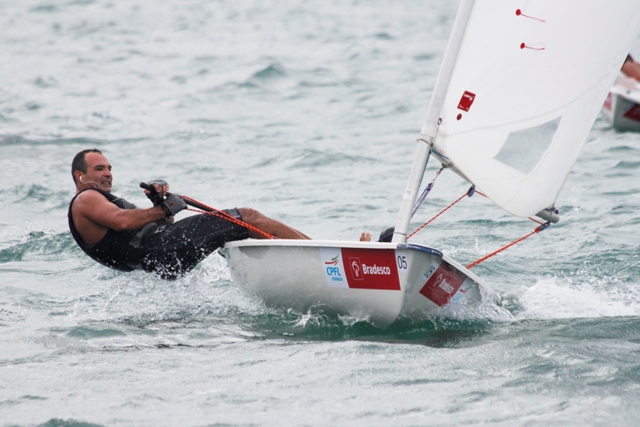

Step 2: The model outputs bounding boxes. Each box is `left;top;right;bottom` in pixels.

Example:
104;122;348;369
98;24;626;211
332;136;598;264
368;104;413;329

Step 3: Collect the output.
68;188;249;279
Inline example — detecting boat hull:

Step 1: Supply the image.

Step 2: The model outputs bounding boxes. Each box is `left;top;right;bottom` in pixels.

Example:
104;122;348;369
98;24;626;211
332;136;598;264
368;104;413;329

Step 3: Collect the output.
222;240;499;328
602;77;640;132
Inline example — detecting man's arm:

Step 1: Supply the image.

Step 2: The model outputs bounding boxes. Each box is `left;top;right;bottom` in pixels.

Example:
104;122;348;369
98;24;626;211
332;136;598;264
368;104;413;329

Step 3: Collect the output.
72;190;167;246
75;190;166;231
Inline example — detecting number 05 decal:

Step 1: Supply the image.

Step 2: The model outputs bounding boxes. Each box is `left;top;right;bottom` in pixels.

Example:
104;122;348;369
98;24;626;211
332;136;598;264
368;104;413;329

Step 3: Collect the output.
395;251;408;273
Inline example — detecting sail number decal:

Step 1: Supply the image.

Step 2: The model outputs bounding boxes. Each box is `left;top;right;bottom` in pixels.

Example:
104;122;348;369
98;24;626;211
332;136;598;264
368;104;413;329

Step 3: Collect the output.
319;248;401;290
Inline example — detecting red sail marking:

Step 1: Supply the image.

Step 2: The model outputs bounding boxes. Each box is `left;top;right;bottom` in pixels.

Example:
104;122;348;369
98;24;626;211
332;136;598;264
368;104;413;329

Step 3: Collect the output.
457;91;476;112
515;9;546;22
520;43;545;50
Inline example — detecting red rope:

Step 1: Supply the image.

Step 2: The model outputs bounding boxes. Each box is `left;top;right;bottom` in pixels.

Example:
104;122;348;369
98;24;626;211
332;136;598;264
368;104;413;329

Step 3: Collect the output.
407;191;469;240
182;196;276;239
406;186;550;268
465;223;548;269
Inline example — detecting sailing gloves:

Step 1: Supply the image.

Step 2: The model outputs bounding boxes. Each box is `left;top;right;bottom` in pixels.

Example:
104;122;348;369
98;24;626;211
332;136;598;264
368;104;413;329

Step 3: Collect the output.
144;180;168;206
140;181;187;217
160;193;187;217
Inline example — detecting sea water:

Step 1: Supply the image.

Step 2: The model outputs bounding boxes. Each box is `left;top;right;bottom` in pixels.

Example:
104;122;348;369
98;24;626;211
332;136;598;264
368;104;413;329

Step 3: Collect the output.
1;1;640;426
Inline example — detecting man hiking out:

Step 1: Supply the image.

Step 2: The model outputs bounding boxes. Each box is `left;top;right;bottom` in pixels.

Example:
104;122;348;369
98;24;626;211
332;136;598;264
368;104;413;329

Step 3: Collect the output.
68;149;309;279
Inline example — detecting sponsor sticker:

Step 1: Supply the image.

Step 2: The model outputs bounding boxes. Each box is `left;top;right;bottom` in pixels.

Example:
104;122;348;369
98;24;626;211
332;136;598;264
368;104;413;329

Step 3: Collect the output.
457;90;476;112
320;248;348;288
622;101;640;123
342;248;400;290
419;261;467;306
449;280;473;305
319;248;401;291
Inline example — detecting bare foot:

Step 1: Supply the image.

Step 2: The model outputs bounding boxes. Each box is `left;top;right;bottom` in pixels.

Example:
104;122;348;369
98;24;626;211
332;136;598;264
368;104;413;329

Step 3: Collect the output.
359;231;371;242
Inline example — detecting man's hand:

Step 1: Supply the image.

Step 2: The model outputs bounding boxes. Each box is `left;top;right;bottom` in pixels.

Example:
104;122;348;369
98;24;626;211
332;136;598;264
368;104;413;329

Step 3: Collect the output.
160;193;187;217
141;180;169;206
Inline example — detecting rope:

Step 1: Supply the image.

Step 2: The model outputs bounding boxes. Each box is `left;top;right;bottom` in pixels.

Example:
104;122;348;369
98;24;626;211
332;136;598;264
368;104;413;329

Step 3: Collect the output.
465;222;549;269
181;195;276;240
407;186;474;240
406;184;552;268
412;167;444;218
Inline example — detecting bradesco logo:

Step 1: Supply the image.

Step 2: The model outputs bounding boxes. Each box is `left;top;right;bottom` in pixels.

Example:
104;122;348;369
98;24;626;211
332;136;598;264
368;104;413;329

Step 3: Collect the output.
364;264;392;275
349;257;392;281
342;249;400;290
419;261;466;306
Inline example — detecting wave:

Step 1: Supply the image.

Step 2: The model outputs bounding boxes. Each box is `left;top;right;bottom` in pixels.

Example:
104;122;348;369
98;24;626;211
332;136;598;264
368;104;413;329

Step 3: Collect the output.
511;275;640;320
612;161;640;170
0;231;76;263
250;63;287;81
35;419;106;427
0;135;107;147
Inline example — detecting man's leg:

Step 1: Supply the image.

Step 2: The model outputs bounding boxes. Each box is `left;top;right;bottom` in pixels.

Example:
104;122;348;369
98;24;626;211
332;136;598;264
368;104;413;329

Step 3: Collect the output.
140;213;250;279
238;208;310;240
622;58;640;80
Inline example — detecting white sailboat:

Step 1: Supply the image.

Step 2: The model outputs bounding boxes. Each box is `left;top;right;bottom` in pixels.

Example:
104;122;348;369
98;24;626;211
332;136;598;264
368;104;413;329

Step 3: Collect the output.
602;76;640;132
222;0;640;328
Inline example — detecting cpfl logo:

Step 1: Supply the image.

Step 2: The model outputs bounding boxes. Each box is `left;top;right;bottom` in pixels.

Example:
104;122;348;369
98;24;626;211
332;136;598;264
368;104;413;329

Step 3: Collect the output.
325;255;342;277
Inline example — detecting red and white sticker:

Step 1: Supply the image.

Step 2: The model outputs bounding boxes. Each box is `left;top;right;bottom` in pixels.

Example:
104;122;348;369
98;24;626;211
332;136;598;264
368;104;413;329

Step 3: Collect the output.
419;262;466;306
623;103;640;123
342;248;400;290
320;248;400;291
457;91;476;112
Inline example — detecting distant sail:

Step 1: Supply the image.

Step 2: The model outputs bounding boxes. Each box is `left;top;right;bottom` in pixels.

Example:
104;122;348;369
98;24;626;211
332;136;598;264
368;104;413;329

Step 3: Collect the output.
429;0;640;218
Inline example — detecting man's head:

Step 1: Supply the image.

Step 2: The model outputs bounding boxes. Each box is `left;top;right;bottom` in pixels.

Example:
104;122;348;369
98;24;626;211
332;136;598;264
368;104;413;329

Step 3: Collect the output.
72;149;113;192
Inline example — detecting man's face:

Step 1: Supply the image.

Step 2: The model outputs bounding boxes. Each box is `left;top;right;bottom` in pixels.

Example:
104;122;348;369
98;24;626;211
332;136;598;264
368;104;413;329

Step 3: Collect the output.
82;152;113;192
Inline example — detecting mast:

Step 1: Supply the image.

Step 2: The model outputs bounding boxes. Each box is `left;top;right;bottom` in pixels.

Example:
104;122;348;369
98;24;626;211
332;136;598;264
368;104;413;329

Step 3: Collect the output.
392;0;476;243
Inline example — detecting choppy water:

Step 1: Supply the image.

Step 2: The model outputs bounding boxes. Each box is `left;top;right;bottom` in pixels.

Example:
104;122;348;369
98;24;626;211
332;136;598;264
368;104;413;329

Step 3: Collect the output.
1;1;640;426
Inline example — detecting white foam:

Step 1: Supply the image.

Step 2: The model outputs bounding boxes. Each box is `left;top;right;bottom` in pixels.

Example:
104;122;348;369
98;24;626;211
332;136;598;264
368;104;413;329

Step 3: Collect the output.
514;276;640;320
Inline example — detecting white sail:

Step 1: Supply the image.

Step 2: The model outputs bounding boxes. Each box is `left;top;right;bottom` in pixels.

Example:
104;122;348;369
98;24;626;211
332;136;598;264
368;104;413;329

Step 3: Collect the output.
428;0;640;218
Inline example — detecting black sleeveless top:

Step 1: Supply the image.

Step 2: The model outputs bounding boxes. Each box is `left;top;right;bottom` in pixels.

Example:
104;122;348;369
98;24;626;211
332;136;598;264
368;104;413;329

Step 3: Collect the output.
68;188;141;272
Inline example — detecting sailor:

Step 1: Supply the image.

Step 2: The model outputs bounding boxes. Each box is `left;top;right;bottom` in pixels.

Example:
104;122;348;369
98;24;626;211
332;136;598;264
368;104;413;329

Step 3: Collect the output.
359;226;394;242
622;54;640;81
68;149;310;279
